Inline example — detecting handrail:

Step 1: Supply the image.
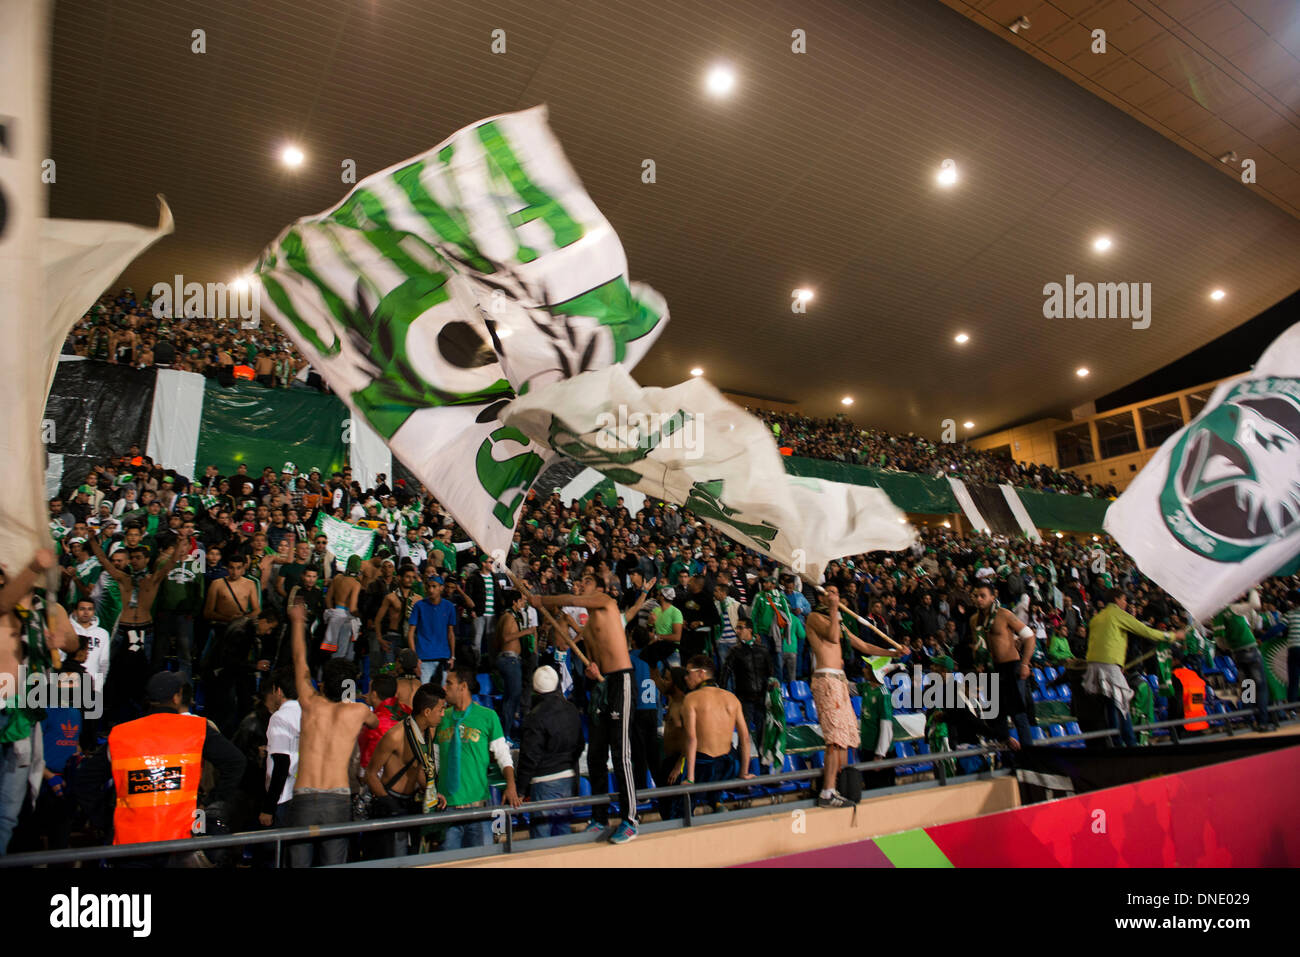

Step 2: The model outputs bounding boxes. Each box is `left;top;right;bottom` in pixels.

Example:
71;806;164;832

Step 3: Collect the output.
0;701;1291;868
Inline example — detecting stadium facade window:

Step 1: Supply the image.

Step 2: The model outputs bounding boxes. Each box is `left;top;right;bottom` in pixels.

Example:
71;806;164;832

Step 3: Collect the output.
1096;411;1139;459
1138;398;1184;450
1055;423;1094;467
1185;390;1211;420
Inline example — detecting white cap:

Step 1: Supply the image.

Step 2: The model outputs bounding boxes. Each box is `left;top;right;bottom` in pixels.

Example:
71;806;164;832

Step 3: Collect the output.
532;665;559;694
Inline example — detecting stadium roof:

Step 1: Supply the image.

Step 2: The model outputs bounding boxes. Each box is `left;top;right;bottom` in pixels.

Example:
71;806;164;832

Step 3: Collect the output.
49;0;1300;436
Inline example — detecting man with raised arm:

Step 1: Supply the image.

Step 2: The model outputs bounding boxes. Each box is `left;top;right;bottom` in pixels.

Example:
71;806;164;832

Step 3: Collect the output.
523;573;640;844
285;599;378;867
806;585;900;808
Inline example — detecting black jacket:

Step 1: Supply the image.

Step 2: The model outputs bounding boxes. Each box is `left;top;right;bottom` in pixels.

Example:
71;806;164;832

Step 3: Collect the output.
720;641;772;702
515;691;583;794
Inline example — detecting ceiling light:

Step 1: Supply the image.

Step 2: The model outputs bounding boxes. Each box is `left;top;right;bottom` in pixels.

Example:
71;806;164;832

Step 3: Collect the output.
942;521;950;528
1092;535;1099;541
954;332;969;344
690;367;703;376
841;396;853;406
1093;236;1112;252
1055;531;1064;538
1076;367;1089;377
705;65;735;96
1218;151;1238;164
281;145;304;168
936;161;958;187
793;288;814;302
1210;289;1226;301
963;421;974;429
1009;15;1031;34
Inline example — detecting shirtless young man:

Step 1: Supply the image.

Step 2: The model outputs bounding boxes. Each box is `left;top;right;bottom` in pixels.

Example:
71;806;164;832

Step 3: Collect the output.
366;682;447;858
88;526;187;660
285;601;378;867
969;581;1037;745
321;555;363;662
680;656;754;810
524;574;640;844
806;585;900;808
373;565;419;669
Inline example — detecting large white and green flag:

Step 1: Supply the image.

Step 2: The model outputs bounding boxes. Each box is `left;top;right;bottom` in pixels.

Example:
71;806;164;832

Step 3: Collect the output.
255;106;667;560
1104;321;1300;621
503;366;914;579
257;107;912;572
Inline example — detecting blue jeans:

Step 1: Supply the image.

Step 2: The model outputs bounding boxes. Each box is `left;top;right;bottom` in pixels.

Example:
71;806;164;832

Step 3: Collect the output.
1232;646;1272;725
420;659;449;686
443;817;491;850
497;655;522;737
0;732;35;854
1107;699;1136;747
528;776;575;839
155;611;195;682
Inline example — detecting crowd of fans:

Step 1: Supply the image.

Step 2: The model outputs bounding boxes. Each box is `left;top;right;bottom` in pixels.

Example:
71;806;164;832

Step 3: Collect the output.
2;434;1296;863
65;288;314;389
752;409;1116;496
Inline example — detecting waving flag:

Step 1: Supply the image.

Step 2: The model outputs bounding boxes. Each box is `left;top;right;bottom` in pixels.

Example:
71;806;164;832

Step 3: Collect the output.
255;106;666;560
502;366;914;579
257;106;912;571
1104;321;1300;621
760;678;787;771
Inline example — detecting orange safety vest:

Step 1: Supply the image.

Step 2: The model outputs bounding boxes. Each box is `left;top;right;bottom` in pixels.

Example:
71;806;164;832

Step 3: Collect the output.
233;364;255;380
1172;667;1208;732
108;712;207;845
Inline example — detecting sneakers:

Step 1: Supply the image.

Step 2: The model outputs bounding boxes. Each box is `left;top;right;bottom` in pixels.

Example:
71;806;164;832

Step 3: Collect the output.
816;791;854;809
584;821;606;833
608;820;638;845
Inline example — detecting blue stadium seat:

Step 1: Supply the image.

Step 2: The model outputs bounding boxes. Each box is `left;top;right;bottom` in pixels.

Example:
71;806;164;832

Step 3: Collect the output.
1029;726;1047;743
1031;689;1043;703
810;751;825;769
893;741;917;776
912;740;934;773
1057;682;1072;703
789;680;812;703
803;699;819;723
1064;721;1085;747
851;696;863;718
1216;656;1238;684
1032;667;1045;688
1048;724;1067;741
1007;728;1019;744
784;700;803;725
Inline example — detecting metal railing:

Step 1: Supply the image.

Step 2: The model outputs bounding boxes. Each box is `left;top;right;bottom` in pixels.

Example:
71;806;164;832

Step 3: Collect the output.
1;701;1292;868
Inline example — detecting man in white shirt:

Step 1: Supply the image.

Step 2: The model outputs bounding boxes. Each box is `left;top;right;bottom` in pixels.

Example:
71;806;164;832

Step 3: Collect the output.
70;597;111;700
260;669;301;828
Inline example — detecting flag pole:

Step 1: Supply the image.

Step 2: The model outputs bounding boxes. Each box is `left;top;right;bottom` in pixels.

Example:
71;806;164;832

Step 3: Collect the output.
809;582;905;651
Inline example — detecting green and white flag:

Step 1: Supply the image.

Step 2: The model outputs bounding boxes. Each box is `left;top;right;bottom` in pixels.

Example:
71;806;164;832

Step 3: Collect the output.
503;366;915;580
1104;322;1300;621
256;106;667;560
760;678;786;771
315;512;375;564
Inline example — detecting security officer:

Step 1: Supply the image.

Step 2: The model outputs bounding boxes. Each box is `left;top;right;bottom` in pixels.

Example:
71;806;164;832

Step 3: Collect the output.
1169;650;1209;741
104;672;244;847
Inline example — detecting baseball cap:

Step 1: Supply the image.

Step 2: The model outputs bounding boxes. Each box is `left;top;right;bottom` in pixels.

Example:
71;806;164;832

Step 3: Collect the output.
659;586;675;600
532;665;559;694
146;671;186;704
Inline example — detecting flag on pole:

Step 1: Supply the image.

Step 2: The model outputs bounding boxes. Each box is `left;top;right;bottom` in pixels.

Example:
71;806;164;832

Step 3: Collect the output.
257;107;913;571
1104;322;1300;622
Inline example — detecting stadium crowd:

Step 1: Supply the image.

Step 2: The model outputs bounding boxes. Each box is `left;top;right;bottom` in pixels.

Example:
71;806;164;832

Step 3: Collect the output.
2;431;1297;863
64;288;1115;493
753;408;1117;496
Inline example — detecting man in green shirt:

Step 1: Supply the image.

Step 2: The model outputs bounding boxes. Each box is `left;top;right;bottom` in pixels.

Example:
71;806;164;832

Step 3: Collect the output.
430;529;457;575
435;666;521;850
651;588;684;665
1212;594;1274;731
857;669;894;790
1084;588;1182;747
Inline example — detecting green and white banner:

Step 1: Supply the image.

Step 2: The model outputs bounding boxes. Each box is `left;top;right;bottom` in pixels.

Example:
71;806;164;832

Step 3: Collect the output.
315;512;375;564
504;366;914;580
255;106;667;560
1105;321;1300;621
256;107;912;574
